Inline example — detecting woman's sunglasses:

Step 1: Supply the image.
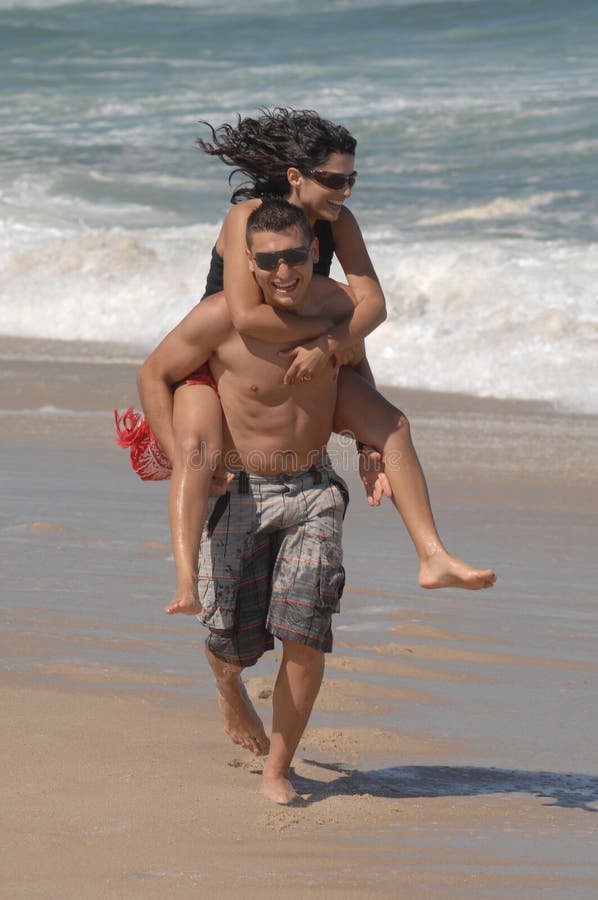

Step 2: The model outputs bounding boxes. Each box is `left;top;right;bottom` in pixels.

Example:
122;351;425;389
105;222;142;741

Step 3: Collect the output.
306;169;357;190
252;246;310;271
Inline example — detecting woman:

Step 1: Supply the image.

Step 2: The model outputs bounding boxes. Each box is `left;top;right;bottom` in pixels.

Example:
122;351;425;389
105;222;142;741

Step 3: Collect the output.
163;109;495;614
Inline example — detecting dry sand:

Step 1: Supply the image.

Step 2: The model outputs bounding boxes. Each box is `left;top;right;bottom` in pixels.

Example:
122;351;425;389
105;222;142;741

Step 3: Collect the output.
1;338;597;899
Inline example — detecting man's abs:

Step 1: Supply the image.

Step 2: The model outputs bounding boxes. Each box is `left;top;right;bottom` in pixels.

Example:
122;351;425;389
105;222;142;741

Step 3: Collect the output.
218;382;338;475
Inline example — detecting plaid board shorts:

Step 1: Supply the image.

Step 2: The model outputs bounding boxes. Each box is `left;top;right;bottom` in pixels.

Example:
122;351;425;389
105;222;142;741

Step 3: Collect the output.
196;463;349;667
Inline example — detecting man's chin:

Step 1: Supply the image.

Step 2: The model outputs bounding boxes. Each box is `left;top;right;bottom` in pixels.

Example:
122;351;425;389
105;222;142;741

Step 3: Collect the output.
270;295;299;310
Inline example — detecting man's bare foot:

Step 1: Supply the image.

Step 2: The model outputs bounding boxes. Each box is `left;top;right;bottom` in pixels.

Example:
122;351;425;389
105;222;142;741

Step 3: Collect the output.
216;678;270;757
259;766;299;805
419;550;497;590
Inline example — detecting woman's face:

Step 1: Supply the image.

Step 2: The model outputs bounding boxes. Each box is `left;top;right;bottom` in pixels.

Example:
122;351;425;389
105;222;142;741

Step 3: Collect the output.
287;152;356;222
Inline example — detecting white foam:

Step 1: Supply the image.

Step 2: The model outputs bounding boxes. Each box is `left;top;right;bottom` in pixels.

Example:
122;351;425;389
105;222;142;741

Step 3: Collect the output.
1;219;597;414
0;224;218;348
365;238;598;413
417;193;574;226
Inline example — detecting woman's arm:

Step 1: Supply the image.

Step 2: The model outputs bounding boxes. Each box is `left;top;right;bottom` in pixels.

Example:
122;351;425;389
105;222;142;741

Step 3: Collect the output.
281;207;387;383
221;201;334;342
321;206;387;349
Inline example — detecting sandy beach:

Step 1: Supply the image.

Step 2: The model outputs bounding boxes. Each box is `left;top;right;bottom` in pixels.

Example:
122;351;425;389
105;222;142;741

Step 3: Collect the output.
2;338;597;899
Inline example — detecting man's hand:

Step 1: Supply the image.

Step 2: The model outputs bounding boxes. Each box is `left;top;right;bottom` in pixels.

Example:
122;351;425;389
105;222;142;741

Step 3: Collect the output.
358;444;393;507
165;585;202;616
211;467;234;495
279;336;331;384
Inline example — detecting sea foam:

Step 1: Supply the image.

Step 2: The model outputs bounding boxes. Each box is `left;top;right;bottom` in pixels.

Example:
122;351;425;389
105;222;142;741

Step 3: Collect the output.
2;222;596;413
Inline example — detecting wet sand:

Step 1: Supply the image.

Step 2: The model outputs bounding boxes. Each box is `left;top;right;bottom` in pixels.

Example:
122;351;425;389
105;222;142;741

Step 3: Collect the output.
1;338;597;898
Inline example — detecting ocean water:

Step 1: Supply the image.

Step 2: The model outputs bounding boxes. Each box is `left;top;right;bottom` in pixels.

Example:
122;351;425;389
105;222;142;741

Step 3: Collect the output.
1;0;597;411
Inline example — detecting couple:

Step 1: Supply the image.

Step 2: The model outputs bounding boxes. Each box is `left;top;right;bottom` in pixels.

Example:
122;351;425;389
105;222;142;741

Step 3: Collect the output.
138;198;496;805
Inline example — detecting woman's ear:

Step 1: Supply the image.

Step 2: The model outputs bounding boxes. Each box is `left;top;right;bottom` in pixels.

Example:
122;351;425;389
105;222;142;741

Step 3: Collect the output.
286;166;303;189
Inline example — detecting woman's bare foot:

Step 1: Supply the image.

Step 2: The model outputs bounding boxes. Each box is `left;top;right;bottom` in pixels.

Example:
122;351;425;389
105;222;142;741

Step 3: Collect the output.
216;679;270;756
164;584;202;615
259;763;299;804
419;549;497;590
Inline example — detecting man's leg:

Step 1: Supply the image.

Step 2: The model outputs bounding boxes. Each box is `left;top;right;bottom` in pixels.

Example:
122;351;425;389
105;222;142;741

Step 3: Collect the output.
197;472;272;756
205;644;270;756
260;639;325;804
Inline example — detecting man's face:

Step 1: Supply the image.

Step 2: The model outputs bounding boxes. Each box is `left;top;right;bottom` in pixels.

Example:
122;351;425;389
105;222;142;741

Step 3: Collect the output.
247;226;317;312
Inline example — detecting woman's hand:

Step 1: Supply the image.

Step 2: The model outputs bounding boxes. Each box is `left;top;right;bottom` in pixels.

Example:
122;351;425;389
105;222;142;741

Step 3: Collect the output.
279;336;331;385
331;340;365;369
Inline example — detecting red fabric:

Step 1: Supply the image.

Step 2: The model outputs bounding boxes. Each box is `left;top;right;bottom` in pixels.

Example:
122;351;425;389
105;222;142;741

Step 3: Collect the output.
181;362;218;393
114;366;216;481
114;407;172;481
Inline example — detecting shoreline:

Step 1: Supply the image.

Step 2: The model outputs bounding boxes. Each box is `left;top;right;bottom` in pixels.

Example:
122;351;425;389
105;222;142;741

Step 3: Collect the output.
1;332;593;417
2;334;598;499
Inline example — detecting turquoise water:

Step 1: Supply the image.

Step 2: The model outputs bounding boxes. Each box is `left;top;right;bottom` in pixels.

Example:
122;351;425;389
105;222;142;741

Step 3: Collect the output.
2;0;598;409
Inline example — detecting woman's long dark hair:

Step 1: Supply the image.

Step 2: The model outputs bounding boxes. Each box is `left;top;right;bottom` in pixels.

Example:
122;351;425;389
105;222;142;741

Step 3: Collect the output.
197;107;357;203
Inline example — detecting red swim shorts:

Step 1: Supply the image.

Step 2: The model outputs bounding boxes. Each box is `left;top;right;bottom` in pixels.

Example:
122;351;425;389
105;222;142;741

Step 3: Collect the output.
179;362;218;393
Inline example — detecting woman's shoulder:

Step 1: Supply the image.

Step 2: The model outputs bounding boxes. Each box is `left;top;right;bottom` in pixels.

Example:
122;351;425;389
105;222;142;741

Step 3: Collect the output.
220;198;262;256
224;197;261;224
331;205;371;262
332;203;361;235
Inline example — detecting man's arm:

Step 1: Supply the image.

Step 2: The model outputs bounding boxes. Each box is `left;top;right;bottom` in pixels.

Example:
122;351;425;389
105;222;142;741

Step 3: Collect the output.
136;295;231;460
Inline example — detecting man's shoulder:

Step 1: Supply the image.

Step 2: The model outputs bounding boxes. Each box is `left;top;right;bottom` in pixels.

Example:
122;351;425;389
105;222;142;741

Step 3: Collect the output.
189;291;230;322
182;291;234;341
307;274;356;314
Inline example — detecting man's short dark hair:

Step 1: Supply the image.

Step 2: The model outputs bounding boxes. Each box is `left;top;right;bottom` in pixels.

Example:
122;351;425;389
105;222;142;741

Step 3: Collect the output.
246;199;314;247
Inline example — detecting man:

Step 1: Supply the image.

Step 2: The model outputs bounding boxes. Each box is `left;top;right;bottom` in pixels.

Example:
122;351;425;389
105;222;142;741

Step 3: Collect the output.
139;200;365;804
138;199;496;805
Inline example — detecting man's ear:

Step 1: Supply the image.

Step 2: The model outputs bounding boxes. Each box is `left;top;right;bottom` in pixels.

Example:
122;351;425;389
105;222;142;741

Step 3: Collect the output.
311;237;319;265
246;246;255;273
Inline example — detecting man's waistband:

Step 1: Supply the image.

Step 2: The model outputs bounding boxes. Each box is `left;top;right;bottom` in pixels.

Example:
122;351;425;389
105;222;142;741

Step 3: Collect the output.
206;457;348;536
227;455;334;491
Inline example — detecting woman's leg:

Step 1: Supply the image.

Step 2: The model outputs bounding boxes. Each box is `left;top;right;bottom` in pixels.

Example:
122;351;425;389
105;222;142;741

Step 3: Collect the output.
166;383;223;614
334;367;496;590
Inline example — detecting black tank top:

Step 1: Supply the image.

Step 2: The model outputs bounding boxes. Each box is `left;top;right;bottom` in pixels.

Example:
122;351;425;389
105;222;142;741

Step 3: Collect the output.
313;219;335;277
201;219;335;299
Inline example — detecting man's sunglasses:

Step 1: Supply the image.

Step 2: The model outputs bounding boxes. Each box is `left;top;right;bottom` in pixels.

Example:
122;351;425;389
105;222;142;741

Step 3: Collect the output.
306;169;357;190
252;246;310;271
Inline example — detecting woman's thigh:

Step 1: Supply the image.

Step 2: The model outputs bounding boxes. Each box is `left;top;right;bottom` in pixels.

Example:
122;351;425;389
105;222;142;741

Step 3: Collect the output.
333;366;404;446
